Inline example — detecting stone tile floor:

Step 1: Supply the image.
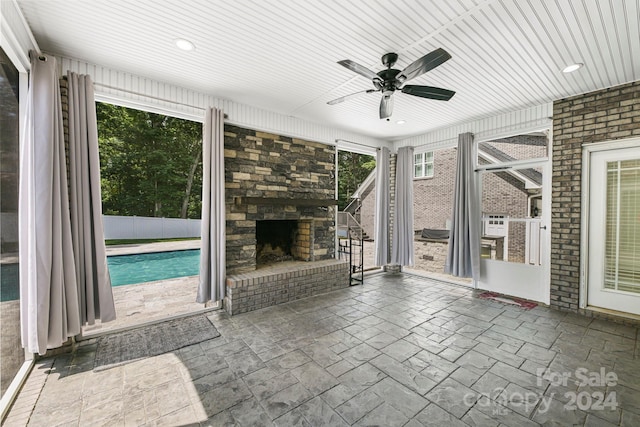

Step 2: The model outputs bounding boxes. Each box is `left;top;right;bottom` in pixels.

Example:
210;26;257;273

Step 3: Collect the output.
4;273;640;426
83;240;206;335
82;276;207;336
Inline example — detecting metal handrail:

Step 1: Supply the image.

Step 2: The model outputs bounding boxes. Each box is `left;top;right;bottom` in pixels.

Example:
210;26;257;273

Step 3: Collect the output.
343;197;360;215
337;211;360;229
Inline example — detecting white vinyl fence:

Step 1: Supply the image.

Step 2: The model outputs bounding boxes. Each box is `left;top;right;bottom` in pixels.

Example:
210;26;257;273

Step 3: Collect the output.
1;213;18;246
103;215;201;240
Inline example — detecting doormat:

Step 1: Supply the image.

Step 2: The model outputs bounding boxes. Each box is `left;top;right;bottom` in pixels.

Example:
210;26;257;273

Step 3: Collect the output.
93;314;220;372
477;291;538;310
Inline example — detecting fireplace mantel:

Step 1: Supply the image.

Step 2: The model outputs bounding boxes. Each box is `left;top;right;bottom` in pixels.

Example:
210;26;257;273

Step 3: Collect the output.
233;196;337;207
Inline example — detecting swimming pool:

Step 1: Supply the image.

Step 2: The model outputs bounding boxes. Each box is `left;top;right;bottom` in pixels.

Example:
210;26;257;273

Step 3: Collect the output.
107;249;200;286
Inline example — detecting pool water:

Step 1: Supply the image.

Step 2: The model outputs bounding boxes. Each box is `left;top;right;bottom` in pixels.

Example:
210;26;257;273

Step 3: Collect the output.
107;249;200;286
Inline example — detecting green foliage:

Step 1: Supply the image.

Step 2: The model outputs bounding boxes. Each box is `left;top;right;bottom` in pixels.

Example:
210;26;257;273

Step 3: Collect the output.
337;151;376;210
97;103;203;219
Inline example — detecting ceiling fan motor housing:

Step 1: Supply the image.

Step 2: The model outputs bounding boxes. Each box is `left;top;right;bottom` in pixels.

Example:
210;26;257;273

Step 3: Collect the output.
377;68;401;92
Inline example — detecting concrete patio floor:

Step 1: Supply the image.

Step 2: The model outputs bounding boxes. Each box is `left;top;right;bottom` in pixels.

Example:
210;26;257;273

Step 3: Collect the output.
85;238;467;336
82;275;207;336
80;240;207;336
4;273;640;426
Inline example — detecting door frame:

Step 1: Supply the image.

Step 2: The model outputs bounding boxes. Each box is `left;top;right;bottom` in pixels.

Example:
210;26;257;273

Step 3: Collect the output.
579;137;640;309
476;158;551;304
0;42;35;422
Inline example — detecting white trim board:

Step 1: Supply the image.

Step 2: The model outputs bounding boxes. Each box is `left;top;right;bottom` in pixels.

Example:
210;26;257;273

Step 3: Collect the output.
393;104;553;151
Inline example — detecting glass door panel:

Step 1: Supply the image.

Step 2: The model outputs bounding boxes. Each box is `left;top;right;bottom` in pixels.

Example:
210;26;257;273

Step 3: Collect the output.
0;47;24;401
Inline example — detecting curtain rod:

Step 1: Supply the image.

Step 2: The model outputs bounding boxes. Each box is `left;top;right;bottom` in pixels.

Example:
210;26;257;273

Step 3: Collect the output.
29;50;48;63
335;138;382;150
92;82;228;118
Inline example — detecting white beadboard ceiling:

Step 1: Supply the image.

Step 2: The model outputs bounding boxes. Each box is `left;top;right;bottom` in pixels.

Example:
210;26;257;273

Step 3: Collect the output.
14;0;640;140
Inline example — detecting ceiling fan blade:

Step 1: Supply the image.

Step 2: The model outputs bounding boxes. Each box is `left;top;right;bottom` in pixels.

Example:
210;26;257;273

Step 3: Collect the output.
401;85;455;101
338;59;382;83
327;89;377;105
379;93;394;119
396;48;452;83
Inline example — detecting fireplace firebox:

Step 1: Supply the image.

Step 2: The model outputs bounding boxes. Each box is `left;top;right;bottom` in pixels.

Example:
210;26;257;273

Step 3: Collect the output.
255;219;313;267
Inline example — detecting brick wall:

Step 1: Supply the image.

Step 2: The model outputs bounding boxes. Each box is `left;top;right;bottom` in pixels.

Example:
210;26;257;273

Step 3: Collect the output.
413;147;457;230
359;180;375;238
480;170;529;263
225;259;349;315
224;125;336;274
382;144;534;264
481;135;547;161
551;80;640;312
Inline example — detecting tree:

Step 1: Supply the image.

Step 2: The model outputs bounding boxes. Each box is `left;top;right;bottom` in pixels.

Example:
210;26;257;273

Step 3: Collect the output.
337;151;376;210
96;103;203;219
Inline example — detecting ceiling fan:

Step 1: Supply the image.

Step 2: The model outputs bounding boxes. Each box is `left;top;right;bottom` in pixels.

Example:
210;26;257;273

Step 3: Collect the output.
327;48;455;120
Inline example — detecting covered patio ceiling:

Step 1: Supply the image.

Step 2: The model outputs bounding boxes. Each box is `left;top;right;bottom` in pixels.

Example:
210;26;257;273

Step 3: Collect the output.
15;0;640;140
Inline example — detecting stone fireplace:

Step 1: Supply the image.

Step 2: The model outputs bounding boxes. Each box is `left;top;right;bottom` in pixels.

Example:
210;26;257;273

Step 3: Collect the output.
222;125;349;315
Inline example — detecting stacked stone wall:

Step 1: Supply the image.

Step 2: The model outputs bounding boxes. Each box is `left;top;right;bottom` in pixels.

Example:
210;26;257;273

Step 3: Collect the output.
224;125;336;274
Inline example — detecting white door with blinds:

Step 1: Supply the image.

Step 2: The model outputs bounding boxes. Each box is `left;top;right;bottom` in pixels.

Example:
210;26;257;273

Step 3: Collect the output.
588;145;640;315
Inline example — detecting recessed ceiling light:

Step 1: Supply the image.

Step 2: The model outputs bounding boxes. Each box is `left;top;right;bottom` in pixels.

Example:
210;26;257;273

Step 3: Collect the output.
562;63;583;73
396;120;406;125
174;38;195;51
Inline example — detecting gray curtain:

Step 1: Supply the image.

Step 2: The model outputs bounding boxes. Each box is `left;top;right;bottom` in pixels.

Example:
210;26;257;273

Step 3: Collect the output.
445;132;481;279
197;107;226;303
19;53;80;355
390;146;414;266
374;147;390;266
67;71;116;325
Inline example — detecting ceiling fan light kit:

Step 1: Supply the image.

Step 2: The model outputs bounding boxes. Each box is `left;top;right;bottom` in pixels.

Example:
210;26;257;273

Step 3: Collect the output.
329;48;456;120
